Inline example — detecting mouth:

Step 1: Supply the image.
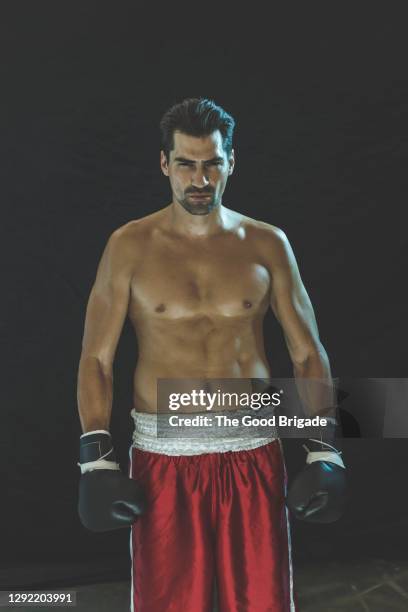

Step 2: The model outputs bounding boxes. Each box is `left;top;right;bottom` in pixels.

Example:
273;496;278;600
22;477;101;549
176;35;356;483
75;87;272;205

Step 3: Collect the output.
188;194;212;200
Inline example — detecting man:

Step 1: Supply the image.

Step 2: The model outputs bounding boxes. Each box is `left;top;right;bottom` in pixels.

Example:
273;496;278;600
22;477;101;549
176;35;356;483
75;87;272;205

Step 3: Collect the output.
77;98;346;611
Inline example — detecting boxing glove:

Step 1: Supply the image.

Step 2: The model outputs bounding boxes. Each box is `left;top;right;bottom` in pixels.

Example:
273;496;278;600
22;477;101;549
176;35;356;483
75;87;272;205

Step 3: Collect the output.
78;430;146;532
287;426;347;523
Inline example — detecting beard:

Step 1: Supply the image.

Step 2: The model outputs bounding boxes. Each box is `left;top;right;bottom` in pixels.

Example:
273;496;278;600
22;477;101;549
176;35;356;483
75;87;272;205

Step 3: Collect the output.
178;190;218;216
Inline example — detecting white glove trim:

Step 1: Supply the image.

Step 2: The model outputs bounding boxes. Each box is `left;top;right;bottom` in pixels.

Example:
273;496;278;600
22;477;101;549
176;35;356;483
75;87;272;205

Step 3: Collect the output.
77;459;121;474
303;449;345;469
80;430;111;438
303;439;345;469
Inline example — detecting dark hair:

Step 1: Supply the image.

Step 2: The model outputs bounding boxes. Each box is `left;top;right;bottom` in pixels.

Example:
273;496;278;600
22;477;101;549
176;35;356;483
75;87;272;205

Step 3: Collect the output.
160;98;235;160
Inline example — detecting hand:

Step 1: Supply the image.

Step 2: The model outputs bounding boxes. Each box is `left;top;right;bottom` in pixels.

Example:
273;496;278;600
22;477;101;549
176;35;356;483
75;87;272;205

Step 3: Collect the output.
77;430;147;532
286;439;347;523
78;469;147;532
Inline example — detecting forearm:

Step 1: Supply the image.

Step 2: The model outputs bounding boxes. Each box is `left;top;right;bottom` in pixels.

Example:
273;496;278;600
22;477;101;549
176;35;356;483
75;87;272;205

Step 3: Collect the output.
288;349;346;524
77;356;113;432
293;347;336;419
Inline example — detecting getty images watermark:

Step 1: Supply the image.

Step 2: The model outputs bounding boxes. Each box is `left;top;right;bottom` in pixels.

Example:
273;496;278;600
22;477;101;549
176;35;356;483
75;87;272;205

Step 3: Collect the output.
165;386;328;429
150;377;408;439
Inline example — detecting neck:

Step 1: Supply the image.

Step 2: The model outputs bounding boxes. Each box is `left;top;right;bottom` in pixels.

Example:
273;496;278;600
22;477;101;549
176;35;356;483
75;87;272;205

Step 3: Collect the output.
166;201;229;238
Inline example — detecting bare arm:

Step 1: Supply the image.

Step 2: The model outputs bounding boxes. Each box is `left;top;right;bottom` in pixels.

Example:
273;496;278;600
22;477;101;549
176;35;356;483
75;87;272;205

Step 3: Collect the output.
264;227;335;416
77;229;134;432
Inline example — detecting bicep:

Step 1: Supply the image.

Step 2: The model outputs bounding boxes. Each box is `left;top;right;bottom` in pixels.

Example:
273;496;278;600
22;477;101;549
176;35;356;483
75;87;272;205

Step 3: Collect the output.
269;230;320;363
80;232;131;370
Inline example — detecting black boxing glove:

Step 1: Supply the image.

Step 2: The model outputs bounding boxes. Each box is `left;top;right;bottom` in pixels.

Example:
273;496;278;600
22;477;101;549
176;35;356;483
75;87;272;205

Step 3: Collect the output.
78;430;146;532
287;417;347;523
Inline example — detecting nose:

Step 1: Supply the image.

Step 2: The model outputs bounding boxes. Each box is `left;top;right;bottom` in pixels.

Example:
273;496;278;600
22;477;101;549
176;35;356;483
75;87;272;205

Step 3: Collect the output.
191;165;209;188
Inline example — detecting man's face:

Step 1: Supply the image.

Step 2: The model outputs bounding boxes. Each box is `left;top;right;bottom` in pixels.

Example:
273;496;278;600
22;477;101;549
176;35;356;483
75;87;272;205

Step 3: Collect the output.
160;130;234;215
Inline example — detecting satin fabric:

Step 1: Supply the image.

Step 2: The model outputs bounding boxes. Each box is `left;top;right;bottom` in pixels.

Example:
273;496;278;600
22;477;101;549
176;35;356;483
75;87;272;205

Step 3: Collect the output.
130;441;296;611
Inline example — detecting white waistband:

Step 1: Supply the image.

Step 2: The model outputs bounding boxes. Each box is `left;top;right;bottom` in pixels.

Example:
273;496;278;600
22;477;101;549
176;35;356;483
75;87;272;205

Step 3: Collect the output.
130;409;277;456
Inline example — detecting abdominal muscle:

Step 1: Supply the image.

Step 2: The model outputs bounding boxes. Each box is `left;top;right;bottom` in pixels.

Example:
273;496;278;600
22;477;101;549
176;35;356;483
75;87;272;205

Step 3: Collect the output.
131;317;271;413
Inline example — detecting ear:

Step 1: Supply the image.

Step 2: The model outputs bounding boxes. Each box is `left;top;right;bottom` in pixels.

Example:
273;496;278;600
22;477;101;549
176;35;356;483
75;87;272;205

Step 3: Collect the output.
228;149;235;175
160;150;169;176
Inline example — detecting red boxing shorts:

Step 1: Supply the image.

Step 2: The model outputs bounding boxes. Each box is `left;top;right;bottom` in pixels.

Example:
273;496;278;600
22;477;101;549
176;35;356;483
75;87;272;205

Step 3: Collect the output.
129;412;296;612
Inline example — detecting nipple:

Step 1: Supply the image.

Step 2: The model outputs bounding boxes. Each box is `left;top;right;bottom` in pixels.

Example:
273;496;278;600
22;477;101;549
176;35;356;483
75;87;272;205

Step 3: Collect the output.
155;303;166;313
243;300;252;309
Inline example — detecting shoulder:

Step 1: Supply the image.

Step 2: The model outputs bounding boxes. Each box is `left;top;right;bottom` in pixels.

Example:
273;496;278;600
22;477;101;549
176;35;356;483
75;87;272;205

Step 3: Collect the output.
239;216;293;269
105;211;161;257
109;213;153;242
223;207;287;244
100;210;169;279
97;219;144;278
245;217;287;242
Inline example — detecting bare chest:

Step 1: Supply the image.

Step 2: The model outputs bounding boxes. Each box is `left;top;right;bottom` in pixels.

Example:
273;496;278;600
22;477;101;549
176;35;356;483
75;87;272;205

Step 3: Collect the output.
130;246;271;319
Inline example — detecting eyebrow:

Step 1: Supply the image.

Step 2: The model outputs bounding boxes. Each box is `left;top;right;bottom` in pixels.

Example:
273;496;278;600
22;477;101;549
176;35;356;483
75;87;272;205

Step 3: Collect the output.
174;156;224;163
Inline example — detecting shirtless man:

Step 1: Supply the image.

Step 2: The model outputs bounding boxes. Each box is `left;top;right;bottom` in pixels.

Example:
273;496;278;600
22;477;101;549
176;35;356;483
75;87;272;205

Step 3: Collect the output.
77;98;346;612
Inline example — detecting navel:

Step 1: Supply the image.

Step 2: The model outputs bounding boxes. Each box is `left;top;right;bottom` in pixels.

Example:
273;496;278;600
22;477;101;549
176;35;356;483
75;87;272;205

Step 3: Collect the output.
155;303;166;313
243;300;252;309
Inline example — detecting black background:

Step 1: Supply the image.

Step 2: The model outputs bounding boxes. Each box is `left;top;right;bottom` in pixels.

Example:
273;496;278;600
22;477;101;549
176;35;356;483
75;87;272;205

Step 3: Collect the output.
1;2;407;587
